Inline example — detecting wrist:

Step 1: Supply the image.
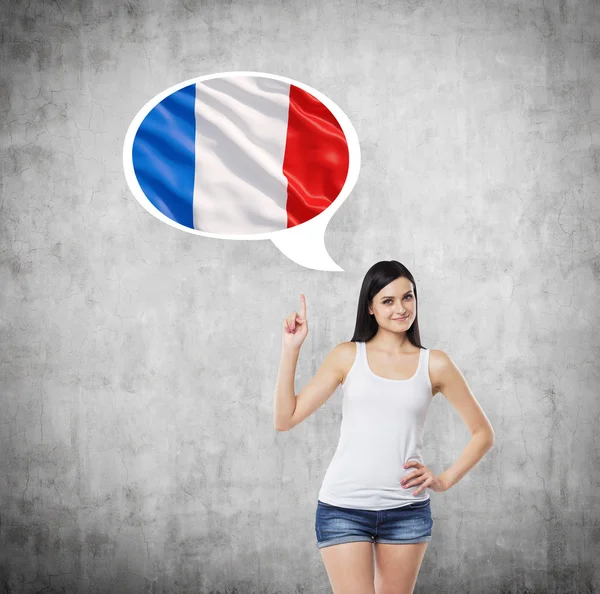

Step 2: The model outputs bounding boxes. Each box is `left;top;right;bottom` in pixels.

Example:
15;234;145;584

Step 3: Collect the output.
282;345;301;356
438;473;453;491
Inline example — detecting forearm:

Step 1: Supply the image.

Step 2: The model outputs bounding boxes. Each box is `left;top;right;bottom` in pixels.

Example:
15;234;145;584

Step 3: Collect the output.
439;430;494;490
274;347;300;430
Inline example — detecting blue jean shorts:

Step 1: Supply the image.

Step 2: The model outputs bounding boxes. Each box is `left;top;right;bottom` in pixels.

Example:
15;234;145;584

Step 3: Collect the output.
315;498;433;549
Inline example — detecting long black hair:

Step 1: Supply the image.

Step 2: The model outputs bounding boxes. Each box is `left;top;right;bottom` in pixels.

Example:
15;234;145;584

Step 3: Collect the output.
349;260;424;348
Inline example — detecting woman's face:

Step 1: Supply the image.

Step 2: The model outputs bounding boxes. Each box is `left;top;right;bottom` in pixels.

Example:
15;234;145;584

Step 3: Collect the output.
368;277;416;331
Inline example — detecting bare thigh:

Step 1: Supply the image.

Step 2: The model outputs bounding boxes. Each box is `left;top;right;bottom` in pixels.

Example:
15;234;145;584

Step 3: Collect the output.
373;542;429;594
319;541;375;594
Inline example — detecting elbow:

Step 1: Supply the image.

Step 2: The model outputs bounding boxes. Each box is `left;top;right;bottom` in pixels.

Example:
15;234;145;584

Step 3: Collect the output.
474;428;495;448
484;430;495;449
274;420;292;432
274;417;295;432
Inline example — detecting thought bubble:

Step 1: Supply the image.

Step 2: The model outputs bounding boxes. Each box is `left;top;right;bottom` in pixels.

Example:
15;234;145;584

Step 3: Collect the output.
123;71;360;271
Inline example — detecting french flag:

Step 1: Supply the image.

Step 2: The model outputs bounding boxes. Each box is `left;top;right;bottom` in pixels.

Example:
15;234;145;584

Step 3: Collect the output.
131;75;350;234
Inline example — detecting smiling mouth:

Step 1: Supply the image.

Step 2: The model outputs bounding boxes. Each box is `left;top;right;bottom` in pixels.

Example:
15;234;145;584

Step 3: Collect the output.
393;316;409;321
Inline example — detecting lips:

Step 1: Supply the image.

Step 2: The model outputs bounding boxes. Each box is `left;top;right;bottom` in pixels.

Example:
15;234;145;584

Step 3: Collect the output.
393;316;408;321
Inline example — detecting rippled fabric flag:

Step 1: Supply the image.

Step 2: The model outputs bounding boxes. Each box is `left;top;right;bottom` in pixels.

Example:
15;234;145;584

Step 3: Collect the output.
131;75;350;234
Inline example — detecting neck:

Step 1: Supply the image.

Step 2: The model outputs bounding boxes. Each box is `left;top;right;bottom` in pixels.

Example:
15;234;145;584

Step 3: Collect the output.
369;329;412;352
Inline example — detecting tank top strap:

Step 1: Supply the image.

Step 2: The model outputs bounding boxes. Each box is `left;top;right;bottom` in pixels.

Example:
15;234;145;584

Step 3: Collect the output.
357;340;366;359
417;347;429;378
353;341;365;371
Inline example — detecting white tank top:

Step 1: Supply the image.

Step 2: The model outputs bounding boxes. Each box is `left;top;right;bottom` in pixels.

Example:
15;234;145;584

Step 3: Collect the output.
318;341;433;510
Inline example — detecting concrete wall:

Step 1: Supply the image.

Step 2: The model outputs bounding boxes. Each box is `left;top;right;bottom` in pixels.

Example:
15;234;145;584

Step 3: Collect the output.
1;0;599;592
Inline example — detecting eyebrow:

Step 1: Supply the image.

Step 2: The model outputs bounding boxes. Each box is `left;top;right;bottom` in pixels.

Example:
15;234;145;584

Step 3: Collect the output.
381;291;413;299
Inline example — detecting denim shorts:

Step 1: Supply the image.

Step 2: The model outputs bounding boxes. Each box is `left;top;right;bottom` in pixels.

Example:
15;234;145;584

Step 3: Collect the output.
315;498;433;549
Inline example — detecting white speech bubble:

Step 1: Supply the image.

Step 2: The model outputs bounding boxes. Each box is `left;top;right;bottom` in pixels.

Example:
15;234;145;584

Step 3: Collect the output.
123;71;361;271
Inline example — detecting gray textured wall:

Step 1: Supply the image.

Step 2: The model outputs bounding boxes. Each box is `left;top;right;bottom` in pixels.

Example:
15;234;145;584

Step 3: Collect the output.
1;0;599;592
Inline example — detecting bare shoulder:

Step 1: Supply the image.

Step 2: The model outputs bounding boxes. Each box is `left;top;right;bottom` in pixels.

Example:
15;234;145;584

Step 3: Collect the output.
330;341;358;386
428;349;454;396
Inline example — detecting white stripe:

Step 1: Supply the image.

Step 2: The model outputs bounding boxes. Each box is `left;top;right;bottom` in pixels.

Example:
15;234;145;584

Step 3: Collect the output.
192;76;291;234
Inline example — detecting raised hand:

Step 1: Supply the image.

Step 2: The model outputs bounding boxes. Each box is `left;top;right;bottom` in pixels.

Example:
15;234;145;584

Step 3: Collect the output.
282;293;309;351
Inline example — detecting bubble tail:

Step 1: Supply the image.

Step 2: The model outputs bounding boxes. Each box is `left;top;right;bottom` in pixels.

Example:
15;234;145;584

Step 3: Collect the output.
271;216;344;272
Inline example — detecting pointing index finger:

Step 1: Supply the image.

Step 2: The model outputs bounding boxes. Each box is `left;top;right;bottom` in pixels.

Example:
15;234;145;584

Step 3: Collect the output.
299;293;306;319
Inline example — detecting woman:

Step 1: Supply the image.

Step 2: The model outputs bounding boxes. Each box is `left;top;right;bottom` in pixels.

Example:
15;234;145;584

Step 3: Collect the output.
274;260;495;594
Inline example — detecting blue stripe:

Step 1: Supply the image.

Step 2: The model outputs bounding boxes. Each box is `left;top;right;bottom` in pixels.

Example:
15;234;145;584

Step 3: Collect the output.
132;84;196;229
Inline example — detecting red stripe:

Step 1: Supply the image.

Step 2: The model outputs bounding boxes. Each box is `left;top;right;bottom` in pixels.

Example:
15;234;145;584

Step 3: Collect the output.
282;85;350;228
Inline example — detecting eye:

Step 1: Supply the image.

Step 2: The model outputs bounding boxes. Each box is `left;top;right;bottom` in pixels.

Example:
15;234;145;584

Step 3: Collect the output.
383;299;393;304
405;295;413;300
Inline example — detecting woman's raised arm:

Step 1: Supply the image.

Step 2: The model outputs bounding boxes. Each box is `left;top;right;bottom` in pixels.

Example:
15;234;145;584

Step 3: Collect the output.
273;293;350;431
